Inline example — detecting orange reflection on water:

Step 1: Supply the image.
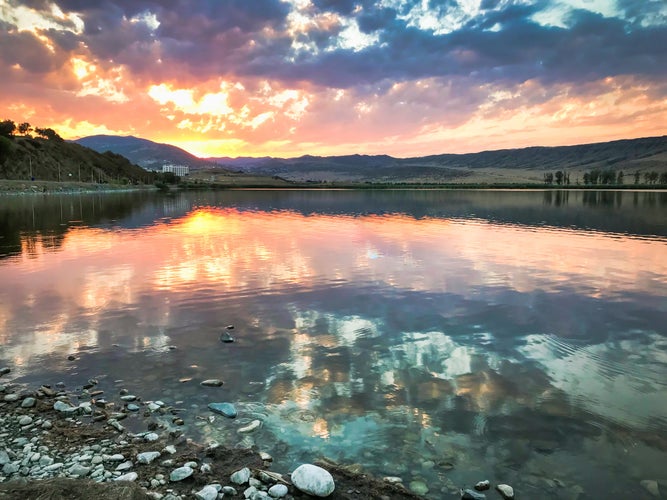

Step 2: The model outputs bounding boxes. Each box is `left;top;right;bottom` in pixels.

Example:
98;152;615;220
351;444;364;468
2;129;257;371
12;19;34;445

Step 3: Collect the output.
1;205;666;372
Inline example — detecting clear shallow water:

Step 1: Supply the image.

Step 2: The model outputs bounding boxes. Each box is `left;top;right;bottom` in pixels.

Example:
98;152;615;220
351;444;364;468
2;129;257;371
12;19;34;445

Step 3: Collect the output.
1;189;666;498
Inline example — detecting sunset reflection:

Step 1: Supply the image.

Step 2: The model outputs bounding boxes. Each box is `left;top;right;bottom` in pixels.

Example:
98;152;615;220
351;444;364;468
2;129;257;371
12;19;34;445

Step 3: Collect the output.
1;192;666;498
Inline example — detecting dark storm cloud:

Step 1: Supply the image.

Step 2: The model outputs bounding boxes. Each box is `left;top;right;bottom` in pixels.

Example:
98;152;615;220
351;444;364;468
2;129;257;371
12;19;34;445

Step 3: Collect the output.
3;0;666;91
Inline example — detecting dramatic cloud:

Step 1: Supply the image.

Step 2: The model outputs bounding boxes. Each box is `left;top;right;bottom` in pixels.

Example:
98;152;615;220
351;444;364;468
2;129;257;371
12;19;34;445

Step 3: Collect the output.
1;0;666;157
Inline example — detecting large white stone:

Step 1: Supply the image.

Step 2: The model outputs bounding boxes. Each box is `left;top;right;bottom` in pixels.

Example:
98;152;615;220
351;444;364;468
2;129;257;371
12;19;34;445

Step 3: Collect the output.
115;472;138;482
195;485;219;500
291;464;335;497
496;484;515;499
230;467;251;485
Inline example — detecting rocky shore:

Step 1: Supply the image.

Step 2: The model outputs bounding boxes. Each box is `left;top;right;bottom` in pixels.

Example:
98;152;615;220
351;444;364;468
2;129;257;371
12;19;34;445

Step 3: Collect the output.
0;367;425;499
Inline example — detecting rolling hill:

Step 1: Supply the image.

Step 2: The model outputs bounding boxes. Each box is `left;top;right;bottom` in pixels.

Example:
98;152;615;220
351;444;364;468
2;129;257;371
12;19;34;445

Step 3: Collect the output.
206;136;667;184
74;135;220;171
0;134;155;184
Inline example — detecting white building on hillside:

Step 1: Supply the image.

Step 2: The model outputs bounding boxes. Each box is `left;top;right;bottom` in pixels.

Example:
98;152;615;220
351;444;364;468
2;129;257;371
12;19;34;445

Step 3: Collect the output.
162;164;189;176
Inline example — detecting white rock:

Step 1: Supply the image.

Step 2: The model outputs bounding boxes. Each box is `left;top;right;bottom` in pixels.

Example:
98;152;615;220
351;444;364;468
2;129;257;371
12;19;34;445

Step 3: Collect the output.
115;472;138;482
640;480;660;497
496;484;515;499
144;432;159;442
268;483;289;498
230;467;251;485
169;466;193;482
291;464;335;497
116;461;133;471
238;420;261;433
0;450;10;465
138;451;161;464
195;485;220;500
163;445;177;455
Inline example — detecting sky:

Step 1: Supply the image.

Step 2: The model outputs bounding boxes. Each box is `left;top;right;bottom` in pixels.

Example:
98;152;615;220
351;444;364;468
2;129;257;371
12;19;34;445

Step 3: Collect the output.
1;0;666;158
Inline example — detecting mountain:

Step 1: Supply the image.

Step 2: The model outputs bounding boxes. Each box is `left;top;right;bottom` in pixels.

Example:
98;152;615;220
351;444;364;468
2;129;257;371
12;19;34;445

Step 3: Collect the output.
0;134;155;184
207;136;667;184
75;135;221;171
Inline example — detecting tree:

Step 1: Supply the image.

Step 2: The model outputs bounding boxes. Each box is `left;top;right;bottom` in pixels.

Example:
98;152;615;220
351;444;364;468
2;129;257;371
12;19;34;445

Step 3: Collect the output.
35;127;63;141
583;172;590;185
616;171;624;185
17;122;32;136
555;171;564;185
544;172;554;184
634;170;641;184
660;172;667;185
589;169;601;185
0;119;16;138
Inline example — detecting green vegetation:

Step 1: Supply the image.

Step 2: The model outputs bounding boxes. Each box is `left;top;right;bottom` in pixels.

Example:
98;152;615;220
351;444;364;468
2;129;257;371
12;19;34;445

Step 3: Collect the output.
0;118;155;186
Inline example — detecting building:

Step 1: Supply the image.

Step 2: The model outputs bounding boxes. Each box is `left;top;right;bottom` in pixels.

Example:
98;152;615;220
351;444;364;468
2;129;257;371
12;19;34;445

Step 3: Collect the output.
162;164;189;176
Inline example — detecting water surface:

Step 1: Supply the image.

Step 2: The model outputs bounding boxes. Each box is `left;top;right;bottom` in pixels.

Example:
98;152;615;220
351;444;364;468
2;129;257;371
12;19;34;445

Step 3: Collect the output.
1;189;666;498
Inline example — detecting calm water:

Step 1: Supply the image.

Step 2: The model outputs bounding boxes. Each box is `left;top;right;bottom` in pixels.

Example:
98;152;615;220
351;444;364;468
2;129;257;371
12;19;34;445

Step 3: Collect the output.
1;189;666;498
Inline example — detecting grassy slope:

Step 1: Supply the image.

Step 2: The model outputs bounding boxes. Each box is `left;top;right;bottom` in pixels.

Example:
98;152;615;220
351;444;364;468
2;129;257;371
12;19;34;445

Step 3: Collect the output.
0;135;155;184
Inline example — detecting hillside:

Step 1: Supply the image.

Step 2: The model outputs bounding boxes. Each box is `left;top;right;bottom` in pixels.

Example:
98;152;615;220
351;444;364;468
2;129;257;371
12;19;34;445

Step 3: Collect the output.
0;135;155;184
75;135;220;171
207;136;667;184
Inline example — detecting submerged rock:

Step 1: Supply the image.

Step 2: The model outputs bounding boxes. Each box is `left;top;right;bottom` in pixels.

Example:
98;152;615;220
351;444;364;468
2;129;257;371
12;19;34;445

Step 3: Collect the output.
291;464;335;497
496;484;515;499
220;332;235;343
475;480;490;491
640;480;660;497
200;379;224;387
238;419;261;433
208;402;237;418
461;488;486;499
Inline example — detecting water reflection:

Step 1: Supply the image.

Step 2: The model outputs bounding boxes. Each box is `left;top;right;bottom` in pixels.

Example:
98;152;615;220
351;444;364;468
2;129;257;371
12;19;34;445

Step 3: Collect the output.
1;190;666;498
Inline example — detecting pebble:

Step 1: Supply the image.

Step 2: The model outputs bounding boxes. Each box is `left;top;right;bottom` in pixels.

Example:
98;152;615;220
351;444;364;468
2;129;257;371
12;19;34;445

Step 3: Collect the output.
475;480;490;491
195;485;220;500
230;467;251;485
640;480;660;497
19;416;33;426
268;484;289;498
222;486;238;496
238;420;261;433
69;464;91;477
409;480;429;495
200;379;224;387
0;367;10;376
144;432;159;442
138;451;161;464
127;404;140;411
496;484;514;499
21;397;36;408
116;460;134;471
461;488;487;500
208;402;237;418
4;394;19;402
169;466;193;482
0;450;10;465
115;472;138;482
291;464;335;497
163;445;177;455
220;332;235;343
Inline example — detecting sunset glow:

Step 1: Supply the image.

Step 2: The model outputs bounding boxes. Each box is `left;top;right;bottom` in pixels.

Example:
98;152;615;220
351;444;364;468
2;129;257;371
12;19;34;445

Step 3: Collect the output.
1;0;666;157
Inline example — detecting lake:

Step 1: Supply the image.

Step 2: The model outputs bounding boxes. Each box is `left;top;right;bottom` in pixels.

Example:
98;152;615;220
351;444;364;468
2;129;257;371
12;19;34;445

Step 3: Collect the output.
1;189;666;498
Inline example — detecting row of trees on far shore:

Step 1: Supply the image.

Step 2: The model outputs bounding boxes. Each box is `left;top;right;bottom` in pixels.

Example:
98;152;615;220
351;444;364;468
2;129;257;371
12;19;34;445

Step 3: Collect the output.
544;169;667;186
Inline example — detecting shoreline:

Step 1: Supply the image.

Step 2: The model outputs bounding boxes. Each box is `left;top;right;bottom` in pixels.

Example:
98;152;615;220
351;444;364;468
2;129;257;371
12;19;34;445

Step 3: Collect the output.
1;179;666;196
0;371;423;499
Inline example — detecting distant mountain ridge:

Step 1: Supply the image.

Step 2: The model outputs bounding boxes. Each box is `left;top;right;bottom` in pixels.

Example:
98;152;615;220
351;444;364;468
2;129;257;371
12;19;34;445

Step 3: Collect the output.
74;135;221;171
206;135;667;183
75;134;667;184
